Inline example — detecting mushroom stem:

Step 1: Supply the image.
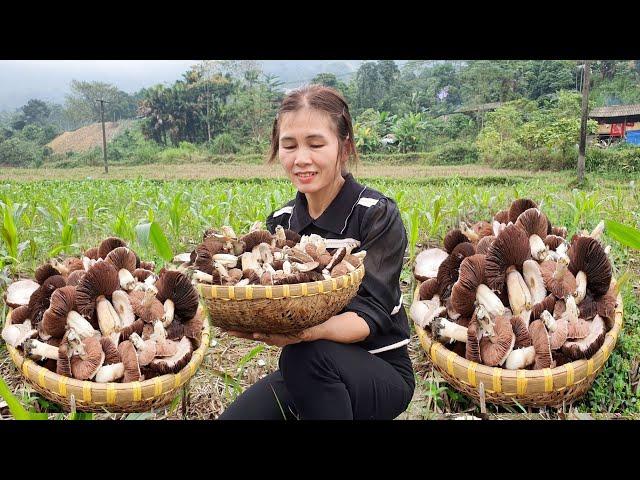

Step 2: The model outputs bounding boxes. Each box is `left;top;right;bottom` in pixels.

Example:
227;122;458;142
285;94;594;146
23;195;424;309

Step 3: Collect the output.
540;310;557;333
459;221;480;242
475;305;496;338
553;256;570;281
163;299;175;327
192;270;215;284
431;317;468;343
529;234;549;261
476;284;505;317
565;294;579;324
523;260;546;305
575;271;587;304
1;321;36;348
23;338;60;360
67;311;98;339
590;220;605;240
118;268;136;291
96;295;121;336
410;299;445;329
112;290;135;328
505;346;536;370
94;363;125;383
506;267;532;315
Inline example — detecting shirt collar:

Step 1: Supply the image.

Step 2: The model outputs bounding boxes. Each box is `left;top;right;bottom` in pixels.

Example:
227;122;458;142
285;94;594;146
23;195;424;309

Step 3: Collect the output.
291;173;366;235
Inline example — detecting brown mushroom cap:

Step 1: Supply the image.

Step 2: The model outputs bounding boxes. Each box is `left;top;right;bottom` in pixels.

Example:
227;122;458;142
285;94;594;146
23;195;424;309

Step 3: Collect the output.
63;257;85;274
508;198;538;224
561;315;606;360
529;320;553;369
568;236;612;297
56;341;72;377
119;318;145;341
148;336;193;375
128;290;164;323
595;292;617;330
451;254;486;317
100;336;121;365
444;229;469;254
9;305;31;325
465;315;482;363
75;262;119;321
476;235;496;255
494;210;510;224
70;336;105;380
98;237;127;259
118;340;141;382
515;208;549;239
532;294;556;320
578;294;598;321
84;247;100;260
27;275;67;326
182;305;205;348
240;230;274;252
544;235;565;251
105;247;137;273
284;229;301;244
511;315;532;348
548;314;569;350
437;242;476;299
35;263;62;284
66;269;86;287
484;224;531;293
539;260;577;299
41;285;76;339
551;226;568;238
419;278;440;301
413;248;449;281
155;270;199;322
471;221;494;239
133;268;156;282
139;261;155;271
479;315;515;366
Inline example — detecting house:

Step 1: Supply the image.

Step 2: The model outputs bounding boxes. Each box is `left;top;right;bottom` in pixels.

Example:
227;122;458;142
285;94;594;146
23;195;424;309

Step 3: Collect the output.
589;104;640;145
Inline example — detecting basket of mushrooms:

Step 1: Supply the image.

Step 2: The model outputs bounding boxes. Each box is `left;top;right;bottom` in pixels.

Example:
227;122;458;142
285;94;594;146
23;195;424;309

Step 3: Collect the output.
2;237;210;412
174;223;366;334
411;199;623;407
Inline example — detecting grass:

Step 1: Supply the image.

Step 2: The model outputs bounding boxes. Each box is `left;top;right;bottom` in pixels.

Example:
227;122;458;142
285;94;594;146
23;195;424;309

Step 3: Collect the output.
0;163;639;419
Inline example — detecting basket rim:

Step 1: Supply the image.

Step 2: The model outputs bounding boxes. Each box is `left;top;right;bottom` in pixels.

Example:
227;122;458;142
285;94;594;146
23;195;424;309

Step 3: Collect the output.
4;307;210;407
413;283;624;387
197;263;365;301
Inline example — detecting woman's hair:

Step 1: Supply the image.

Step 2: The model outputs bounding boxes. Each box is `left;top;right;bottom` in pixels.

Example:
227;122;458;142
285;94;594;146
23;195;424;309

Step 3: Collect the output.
268;84;359;171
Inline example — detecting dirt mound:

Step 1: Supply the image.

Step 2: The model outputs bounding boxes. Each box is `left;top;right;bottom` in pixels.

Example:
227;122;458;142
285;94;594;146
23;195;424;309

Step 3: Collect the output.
47;120;133;154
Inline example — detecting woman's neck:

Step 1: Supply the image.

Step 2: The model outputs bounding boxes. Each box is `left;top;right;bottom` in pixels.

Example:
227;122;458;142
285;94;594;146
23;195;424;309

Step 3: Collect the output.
305;174;345;219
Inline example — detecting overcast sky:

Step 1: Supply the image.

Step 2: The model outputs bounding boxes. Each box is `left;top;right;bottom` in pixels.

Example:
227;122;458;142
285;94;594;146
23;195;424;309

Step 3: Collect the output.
0;60;367;112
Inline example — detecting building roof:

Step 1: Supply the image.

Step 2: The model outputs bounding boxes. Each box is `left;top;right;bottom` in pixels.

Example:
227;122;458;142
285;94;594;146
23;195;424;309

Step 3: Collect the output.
589;104;640;118
454;102;503;114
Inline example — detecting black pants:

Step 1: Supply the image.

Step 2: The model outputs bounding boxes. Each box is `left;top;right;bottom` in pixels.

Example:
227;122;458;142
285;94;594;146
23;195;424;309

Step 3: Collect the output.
218;340;415;420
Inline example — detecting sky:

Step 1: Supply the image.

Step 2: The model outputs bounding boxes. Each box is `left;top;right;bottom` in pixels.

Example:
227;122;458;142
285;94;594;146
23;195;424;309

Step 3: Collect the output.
0;60;367;112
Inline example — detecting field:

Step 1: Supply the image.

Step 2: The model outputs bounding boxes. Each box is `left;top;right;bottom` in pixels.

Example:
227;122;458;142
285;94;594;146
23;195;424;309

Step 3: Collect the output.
1;163;639;419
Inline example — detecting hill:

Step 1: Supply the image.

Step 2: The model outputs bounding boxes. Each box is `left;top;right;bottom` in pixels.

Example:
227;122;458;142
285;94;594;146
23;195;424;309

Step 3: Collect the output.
46;120;134;154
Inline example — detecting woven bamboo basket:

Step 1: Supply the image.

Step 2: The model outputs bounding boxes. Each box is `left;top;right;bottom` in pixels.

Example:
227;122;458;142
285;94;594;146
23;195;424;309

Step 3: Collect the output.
413;283;624;408
198;264;365;334
4;308;211;413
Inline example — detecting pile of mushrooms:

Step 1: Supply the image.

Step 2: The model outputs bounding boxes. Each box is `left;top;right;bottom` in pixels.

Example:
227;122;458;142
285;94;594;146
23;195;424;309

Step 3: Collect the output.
411;198;618;370
2;236;203;383
173;222;366;287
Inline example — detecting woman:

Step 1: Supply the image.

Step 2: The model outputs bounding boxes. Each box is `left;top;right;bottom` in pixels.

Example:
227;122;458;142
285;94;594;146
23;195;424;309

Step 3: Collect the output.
218;84;414;420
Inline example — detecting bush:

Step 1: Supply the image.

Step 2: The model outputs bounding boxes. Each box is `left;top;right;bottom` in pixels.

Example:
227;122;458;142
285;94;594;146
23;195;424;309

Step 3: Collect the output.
207;133;239;155
586;143;640;173
0;137;41;166
431;141;478;164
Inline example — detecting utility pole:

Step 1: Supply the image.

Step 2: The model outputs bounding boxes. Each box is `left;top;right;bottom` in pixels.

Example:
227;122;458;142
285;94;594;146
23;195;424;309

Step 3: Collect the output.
96;98;110;174
577;61;591;184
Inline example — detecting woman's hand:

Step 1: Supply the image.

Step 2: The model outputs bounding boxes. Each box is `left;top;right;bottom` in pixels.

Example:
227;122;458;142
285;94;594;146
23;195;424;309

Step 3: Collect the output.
223;327;319;347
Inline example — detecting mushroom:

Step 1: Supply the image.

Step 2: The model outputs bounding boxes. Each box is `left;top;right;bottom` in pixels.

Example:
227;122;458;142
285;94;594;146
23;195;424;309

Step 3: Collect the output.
35;263;63;284
505;265;532;323
100;336;122;365
561;315;606;360
41;285;76;339
494;210;510;224
66;269;86;286
515;208;549;261
476;235;496;255
105;247;138;291
148;336;193;375
66;310;100;339
510;315;532;349
111;289;135;329
544;235;565;252
465;314;482;363
117;340;142;382
1;319;37;348
561;295;591;340
97;236;127;259
436;242;475;299
419;278;440;302
479;314;515;367
539;257;577;300
129;289;164;324
505;319;552;370
595;280;619;330
75;261;119;325
119;319;145;342
27;275;67;326
56;341;72;377
128;333;157;366
70;336;105;380
544;310;568;350
431;316;469;343
523;260;546;304
531;294;557;321
450;254;506;318
444;229;470;254
550;226;568;238
414;248;449;281
568;236;612;298
410;296;445;330
240;229;274;251
508;198;538;224
484;224;531;295
155;269;199;326
94;363;125;383
96;295;122;337
4;279;40;309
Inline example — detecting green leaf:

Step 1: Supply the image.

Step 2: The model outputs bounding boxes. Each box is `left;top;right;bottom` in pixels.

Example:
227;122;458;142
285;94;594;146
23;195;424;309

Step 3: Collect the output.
0;378;48;420
605;220;640;251
124;412;155;420
136;222;173;261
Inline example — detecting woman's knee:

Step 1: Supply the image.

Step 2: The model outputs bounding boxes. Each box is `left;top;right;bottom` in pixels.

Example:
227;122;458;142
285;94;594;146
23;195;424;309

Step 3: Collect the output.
280;339;335;367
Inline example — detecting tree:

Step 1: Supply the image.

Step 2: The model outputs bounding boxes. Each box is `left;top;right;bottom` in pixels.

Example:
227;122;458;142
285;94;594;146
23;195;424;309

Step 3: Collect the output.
21;99;51;125
65;80;138;127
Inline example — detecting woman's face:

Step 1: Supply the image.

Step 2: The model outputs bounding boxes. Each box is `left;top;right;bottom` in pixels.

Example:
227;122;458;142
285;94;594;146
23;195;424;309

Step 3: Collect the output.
278;108;345;194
